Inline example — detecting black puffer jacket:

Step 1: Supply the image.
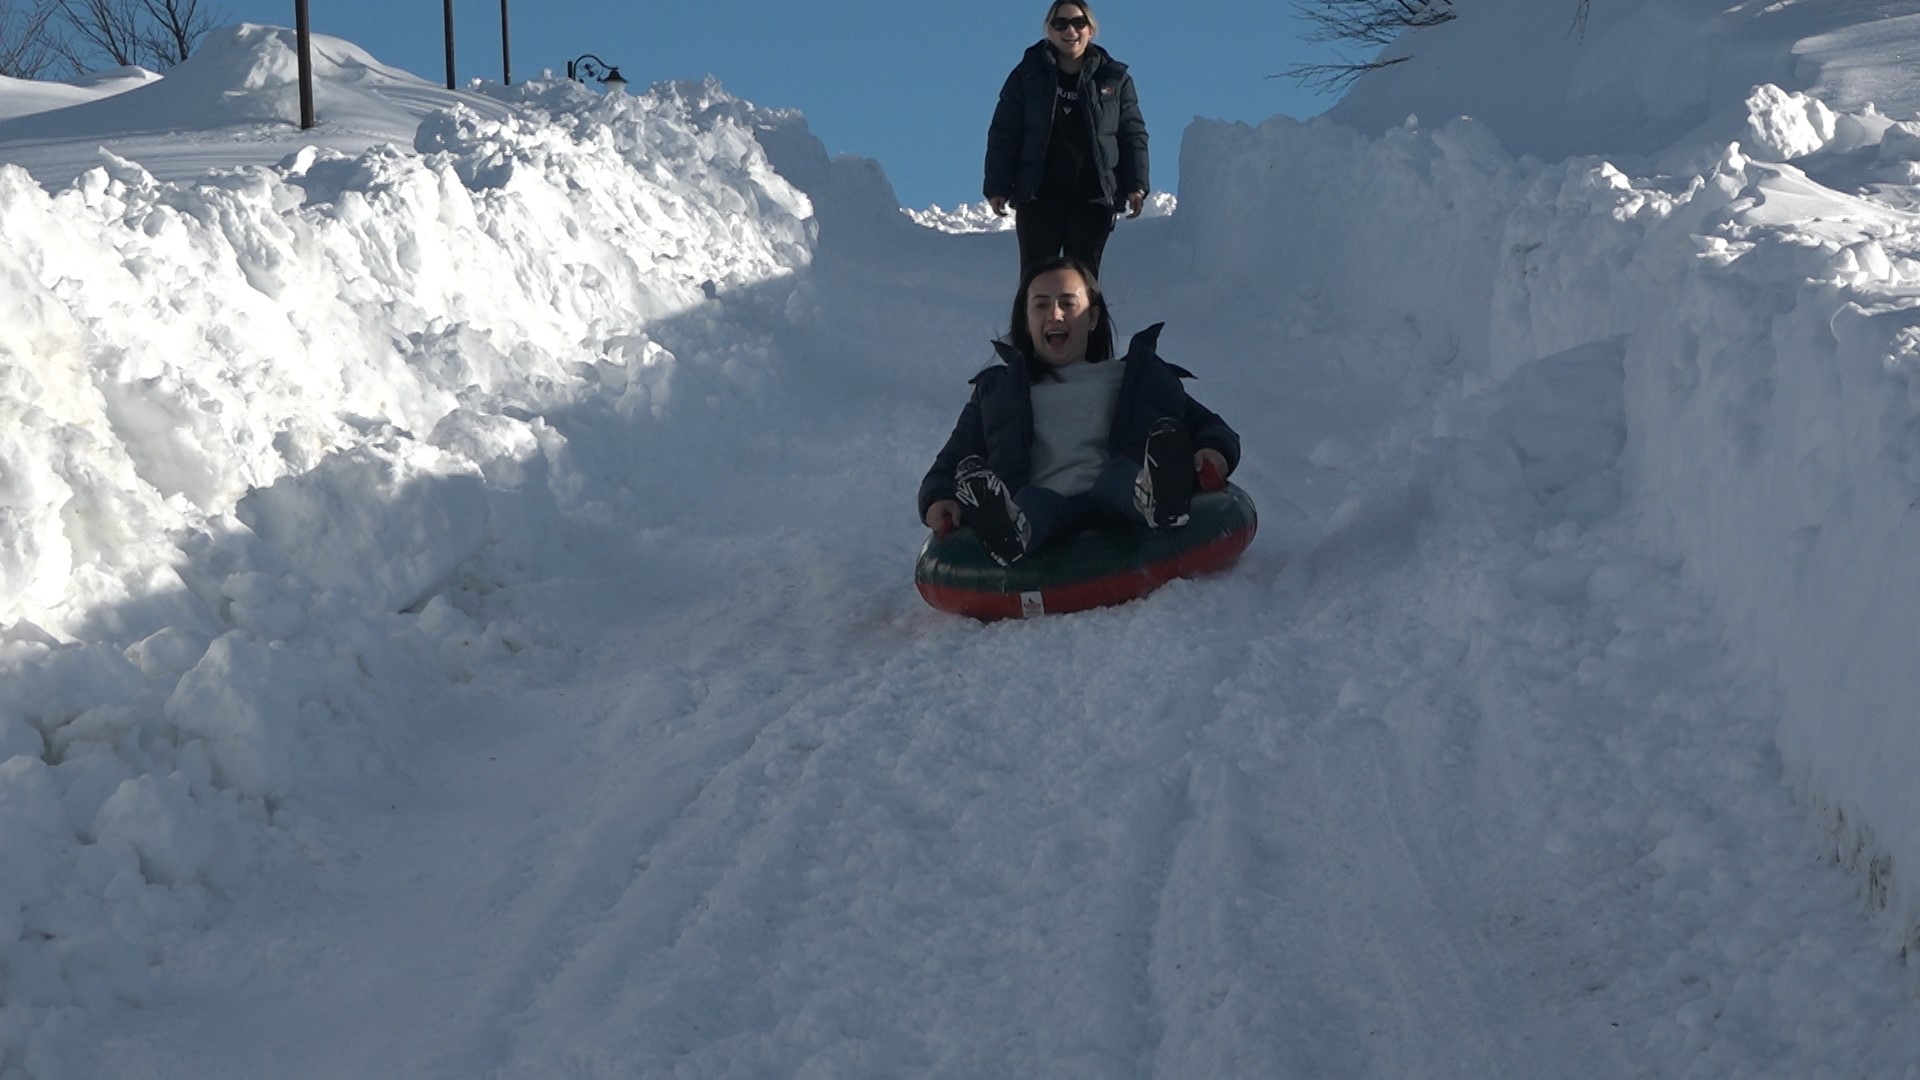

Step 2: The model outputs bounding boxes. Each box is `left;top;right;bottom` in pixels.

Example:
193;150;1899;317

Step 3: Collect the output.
918;324;1238;521
983;41;1149;208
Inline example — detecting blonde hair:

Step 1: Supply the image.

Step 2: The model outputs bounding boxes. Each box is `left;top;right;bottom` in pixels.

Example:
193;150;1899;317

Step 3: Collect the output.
1044;0;1098;37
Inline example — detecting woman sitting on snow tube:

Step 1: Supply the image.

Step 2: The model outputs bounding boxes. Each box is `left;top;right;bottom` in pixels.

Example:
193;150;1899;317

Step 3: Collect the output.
916;255;1252;617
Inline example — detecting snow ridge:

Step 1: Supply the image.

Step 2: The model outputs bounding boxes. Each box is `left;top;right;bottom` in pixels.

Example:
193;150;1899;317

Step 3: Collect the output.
0;76;811;1059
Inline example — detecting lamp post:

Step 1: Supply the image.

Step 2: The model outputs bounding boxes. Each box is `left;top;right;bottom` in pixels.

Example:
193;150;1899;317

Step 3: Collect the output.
567;53;628;93
295;0;314;128
500;0;511;84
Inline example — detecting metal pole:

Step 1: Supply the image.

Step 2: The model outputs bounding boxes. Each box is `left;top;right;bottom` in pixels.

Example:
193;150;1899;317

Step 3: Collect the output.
499;0;511;85
443;0;455;89
295;0;315;128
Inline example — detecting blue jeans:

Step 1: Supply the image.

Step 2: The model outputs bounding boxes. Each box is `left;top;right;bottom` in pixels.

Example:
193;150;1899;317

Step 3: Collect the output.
1014;456;1144;552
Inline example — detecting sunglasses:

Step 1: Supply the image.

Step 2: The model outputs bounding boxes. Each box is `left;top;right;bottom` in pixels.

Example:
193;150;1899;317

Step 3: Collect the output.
1049;15;1090;31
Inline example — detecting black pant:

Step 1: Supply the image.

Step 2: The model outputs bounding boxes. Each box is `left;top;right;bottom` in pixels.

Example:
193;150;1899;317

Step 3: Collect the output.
1015;198;1116;279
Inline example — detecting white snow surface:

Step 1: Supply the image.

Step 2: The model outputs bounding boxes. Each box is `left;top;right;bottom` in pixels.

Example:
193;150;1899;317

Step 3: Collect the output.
6;6;1920;1076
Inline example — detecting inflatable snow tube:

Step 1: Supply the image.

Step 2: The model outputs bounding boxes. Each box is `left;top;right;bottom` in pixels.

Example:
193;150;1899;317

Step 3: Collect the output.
916;483;1257;620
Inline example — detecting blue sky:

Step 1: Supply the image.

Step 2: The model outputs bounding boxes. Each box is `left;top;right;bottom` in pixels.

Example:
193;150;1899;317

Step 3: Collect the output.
221;0;1345;207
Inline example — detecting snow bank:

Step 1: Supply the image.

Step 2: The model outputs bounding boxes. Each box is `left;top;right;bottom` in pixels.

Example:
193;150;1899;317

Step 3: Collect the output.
1486;87;1920;946
0;68;157;123
0;26;430;139
1180;77;1920;945
0;61;814;1061
1;78;810;629
1325;0;1830;167
1179;111;1520;374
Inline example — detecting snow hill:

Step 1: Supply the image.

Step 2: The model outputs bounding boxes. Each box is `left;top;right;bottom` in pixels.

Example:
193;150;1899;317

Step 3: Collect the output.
6;3;1920;1074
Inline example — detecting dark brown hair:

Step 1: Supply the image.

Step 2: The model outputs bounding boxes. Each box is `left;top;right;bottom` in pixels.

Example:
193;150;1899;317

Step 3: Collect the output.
1006;255;1114;370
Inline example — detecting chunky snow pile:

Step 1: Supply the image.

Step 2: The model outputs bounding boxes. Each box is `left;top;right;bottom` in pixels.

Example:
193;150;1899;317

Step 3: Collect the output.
905;190;1177;234
1;79;809;631
0;40;811;1058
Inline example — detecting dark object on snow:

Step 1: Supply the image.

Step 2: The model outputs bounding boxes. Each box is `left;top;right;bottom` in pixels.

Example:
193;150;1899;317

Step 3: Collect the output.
1137;418;1194;529
954;455;1031;567
916;470;1256;620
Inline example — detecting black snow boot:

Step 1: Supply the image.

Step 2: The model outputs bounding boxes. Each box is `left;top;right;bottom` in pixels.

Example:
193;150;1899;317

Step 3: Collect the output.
955;456;1030;566
1134;419;1194;529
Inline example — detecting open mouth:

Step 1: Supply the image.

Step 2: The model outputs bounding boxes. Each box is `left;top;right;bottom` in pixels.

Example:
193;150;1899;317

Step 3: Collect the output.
1044;328;1070;347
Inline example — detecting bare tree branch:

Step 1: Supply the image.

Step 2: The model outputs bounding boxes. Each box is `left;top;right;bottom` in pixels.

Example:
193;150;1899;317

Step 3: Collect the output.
56;0;140;67
1292;0;1456;48
139;0;213;65
1273;54;1412;97
1278;0;1595;94
1270;0;1451;96
0;0;63;77
53;0;218;71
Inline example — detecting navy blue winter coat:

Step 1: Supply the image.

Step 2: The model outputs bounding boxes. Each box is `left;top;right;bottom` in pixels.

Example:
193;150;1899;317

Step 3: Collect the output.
984;42;1149;208
918;324;1240;522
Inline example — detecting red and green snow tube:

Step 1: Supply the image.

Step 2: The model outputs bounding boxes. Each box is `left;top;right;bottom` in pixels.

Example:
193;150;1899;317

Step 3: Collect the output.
915;481;1258;620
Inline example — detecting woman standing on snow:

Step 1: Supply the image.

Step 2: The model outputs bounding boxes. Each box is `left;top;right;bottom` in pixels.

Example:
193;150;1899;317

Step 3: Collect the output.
984;0;1150;279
